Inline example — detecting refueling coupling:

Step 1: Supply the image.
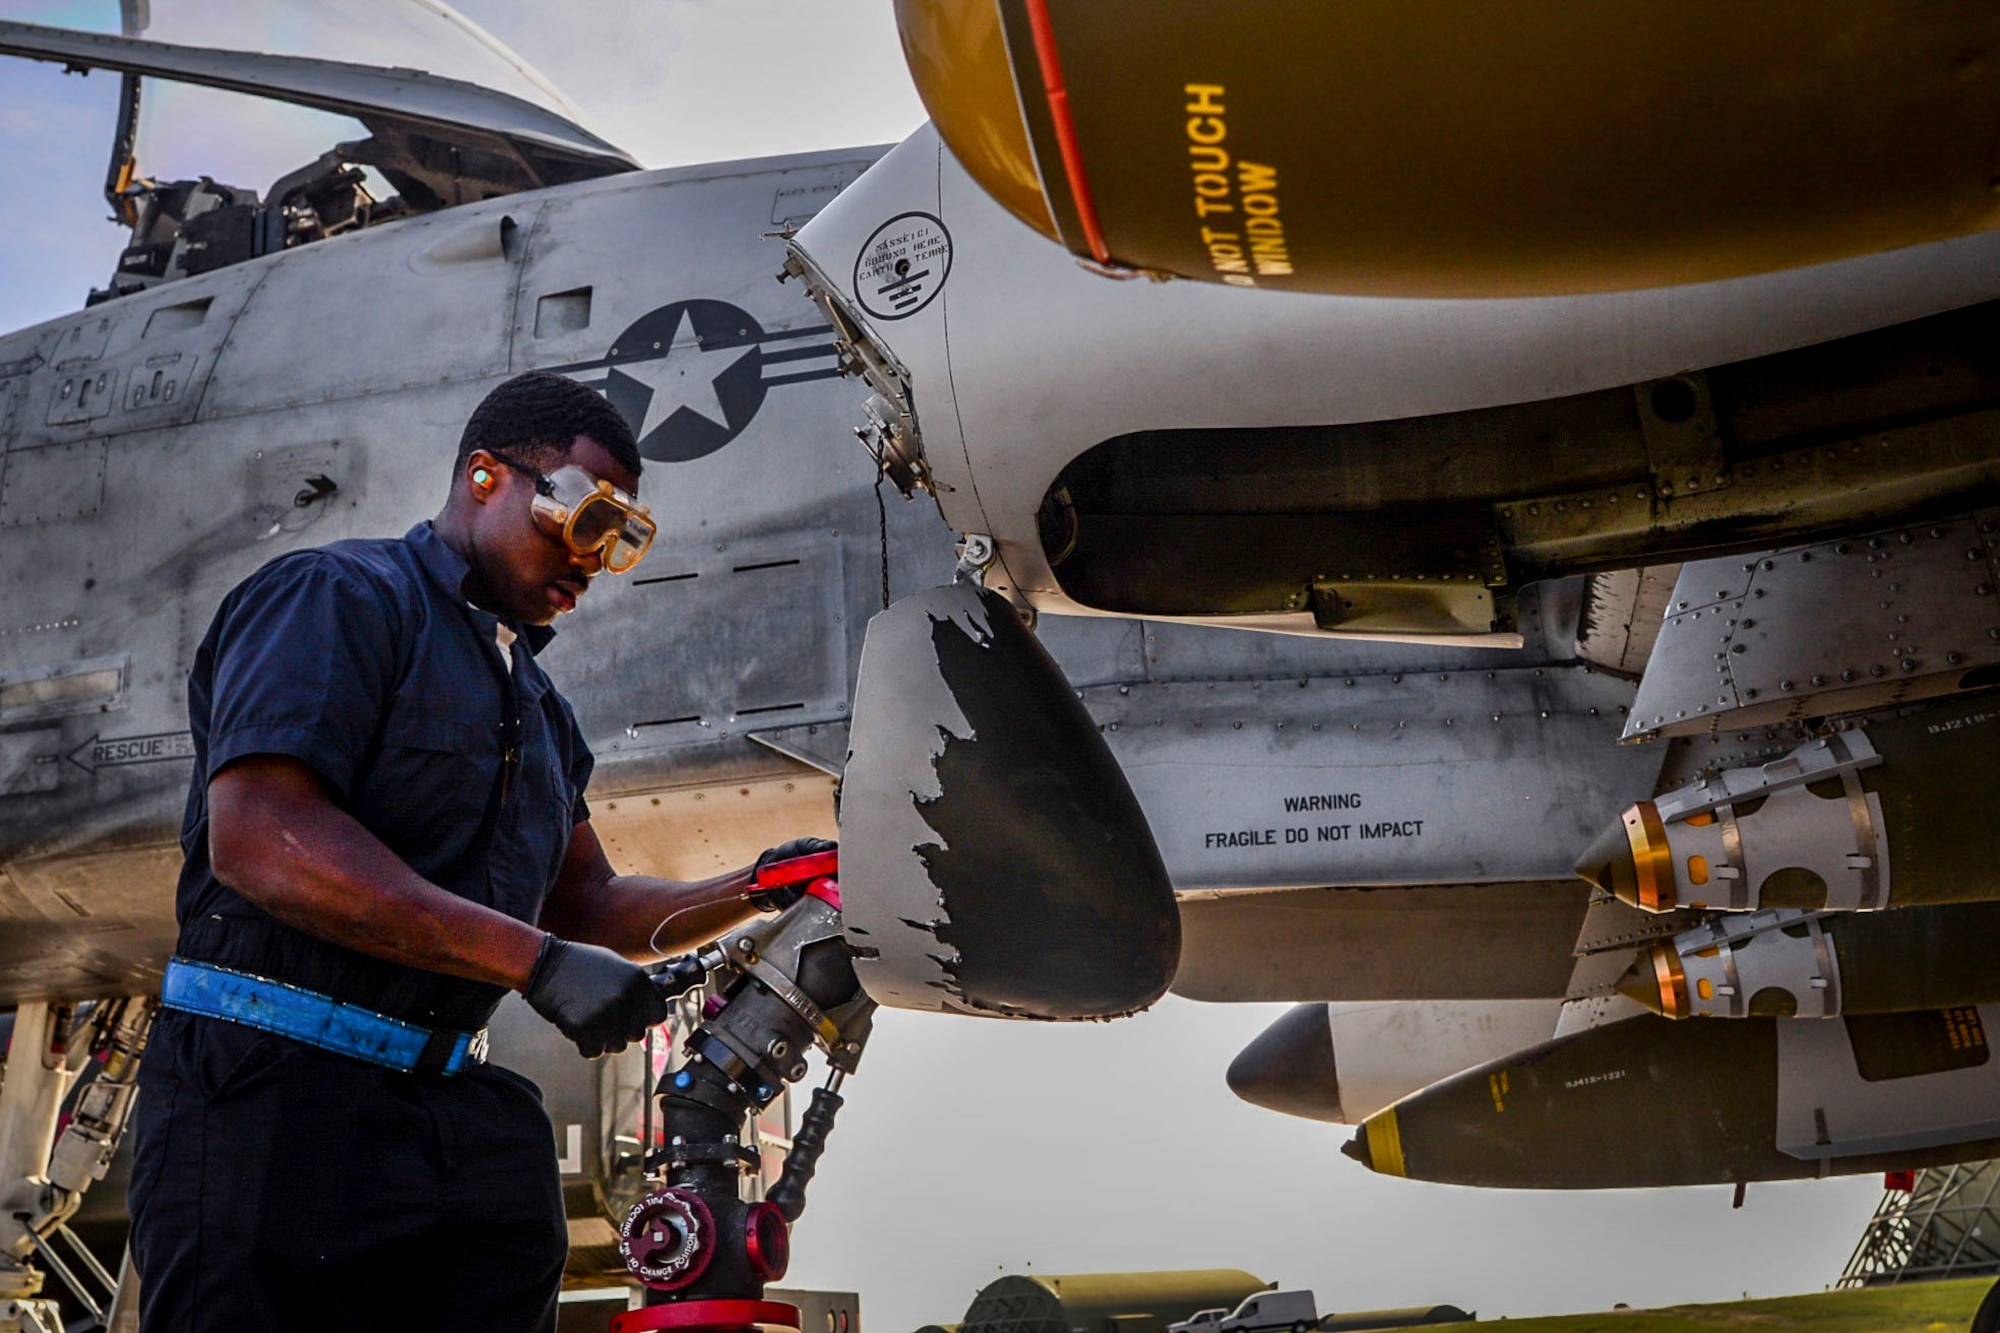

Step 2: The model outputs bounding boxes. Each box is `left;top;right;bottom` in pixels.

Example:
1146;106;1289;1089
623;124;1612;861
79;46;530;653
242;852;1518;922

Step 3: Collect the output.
614;854;874;1333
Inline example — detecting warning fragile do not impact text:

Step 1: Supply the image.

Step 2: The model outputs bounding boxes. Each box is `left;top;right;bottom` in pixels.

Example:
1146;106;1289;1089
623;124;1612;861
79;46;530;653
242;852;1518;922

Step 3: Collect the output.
1204;791;1426;850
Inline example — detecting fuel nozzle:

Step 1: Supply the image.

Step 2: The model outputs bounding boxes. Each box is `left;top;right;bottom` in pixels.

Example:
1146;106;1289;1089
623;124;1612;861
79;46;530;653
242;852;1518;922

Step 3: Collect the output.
647;951;712;1001
628;867;870;1307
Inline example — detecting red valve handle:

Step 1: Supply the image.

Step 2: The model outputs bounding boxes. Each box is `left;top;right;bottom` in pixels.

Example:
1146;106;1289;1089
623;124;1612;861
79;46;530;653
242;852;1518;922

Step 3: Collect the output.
754;849;838;891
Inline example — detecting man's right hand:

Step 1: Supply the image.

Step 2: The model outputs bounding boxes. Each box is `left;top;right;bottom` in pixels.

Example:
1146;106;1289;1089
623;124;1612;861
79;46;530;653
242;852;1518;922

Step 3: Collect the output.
523;935;669;1058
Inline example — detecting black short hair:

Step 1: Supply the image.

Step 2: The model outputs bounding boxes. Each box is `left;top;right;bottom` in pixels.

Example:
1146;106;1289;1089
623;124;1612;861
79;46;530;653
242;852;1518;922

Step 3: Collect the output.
454;371;642;481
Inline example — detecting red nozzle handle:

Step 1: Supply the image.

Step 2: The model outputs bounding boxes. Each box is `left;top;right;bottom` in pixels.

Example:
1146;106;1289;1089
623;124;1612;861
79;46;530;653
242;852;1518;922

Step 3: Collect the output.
755;849;838;890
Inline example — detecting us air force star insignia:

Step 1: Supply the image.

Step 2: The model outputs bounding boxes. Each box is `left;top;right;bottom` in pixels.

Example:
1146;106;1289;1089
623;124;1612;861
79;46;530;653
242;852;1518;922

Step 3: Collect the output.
619;308;751;439
546;300;843;464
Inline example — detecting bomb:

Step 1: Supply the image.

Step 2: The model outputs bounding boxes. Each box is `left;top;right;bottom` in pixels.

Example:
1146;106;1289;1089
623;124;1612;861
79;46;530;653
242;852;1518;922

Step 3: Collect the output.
1615;902;2000;1020
1575;702;2000;914
1345;1006;2000;1189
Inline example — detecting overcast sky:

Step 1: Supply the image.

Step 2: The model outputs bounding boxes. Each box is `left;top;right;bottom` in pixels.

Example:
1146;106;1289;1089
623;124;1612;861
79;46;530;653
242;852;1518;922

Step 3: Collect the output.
0;3;1888;1328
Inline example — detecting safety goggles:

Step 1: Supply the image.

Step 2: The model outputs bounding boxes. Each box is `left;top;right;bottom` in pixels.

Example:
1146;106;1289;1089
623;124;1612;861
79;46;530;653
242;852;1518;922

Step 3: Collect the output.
495;457;656;574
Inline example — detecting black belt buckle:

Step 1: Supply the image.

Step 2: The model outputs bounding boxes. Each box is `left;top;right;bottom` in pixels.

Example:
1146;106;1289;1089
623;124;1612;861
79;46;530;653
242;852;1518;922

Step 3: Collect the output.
414;1027;457;1075
413;1025;487;1076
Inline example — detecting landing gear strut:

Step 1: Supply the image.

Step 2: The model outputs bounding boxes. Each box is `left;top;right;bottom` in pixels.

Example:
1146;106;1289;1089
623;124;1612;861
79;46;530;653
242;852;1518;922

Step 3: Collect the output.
615;856;873;1333
0;997;153;1333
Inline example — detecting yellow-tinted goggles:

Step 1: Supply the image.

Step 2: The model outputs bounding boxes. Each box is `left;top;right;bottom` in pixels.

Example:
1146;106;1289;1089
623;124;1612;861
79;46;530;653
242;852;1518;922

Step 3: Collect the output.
503;459;656;573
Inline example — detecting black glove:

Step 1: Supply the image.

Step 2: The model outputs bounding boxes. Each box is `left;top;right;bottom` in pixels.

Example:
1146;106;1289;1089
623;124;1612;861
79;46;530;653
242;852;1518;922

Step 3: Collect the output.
748;837;838;912
522;935;669;1058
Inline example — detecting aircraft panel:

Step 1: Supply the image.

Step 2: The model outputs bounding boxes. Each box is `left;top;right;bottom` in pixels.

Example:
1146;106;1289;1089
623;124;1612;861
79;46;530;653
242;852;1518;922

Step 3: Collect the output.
1627;516;2000;739
198;202;537;418
1776;1010;2000;1161
790;126;2000;637
16;267;262;446
1575;566;1681;679
0;844;179;1002
589;771;839;887
0;728;62;797
573;533;849;744
1035;578;1590;690
507;153;879;389
0;439;104;527
1089;664;1661;890
1174;881;1590;1003
0;365;25;449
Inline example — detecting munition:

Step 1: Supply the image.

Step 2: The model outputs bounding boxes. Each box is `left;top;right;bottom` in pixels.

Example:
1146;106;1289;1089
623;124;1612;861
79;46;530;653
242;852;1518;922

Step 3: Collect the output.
1345;1007;2000;1189
1615;902;2000;1020
896;0;2000;295
1226;1000;1564;1124
1575;702;2000;914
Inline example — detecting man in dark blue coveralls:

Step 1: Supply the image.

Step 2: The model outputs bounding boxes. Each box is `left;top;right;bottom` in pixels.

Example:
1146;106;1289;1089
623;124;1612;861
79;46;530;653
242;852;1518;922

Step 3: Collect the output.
128;372;830;1332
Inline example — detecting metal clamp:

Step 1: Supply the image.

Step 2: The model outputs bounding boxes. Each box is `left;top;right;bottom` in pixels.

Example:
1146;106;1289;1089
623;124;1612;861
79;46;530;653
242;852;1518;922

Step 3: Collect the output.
1657;730;1882;822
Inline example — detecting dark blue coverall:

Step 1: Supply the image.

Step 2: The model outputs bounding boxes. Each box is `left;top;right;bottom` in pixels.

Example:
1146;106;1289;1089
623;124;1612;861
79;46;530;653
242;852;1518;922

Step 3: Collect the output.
130;521;594;1332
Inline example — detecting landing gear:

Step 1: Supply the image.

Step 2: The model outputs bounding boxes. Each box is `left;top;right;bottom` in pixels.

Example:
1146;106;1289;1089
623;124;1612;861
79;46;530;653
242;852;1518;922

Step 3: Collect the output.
0;997;153;1333
613;863;872;1333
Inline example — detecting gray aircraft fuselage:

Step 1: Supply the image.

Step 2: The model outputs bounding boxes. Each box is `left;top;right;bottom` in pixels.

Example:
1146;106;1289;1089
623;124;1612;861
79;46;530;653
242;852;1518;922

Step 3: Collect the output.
20;45;1991;1199
0;143;1657;1012
0;145;922;1001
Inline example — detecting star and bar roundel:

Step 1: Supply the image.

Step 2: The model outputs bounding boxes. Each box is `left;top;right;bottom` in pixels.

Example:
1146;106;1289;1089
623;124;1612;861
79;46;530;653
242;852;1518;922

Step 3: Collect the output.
546;300;843;463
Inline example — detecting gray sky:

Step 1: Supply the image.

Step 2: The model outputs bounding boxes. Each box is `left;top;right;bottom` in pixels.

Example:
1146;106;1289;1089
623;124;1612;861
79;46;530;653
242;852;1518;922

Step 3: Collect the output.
0;3;1888;1328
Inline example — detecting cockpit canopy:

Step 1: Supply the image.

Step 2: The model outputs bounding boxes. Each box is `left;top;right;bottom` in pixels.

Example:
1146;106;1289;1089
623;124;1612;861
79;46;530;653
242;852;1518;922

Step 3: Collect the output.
0;0;636;303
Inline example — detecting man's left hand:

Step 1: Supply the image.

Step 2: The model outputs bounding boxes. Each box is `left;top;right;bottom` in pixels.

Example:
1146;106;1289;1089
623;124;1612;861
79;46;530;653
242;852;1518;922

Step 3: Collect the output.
523;935;670;1057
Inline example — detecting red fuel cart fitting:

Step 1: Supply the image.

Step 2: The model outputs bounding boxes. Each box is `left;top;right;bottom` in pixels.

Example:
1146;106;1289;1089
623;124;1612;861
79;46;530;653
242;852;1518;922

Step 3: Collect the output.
619;1188;715;1290
742;1200;790;1282
611;1299;802;1333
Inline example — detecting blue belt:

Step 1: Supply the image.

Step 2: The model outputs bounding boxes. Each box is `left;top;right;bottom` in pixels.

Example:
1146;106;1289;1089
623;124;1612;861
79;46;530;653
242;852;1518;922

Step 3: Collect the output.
161;958;489;1077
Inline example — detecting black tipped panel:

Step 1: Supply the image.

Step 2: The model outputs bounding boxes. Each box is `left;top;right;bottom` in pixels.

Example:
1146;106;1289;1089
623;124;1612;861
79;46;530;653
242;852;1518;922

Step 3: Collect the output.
842;583;1180;1020
1227;1002;1345;1123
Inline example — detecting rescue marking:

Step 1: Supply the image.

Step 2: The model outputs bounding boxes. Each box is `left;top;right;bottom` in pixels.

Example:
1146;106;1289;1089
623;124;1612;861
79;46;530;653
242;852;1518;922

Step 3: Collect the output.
1181;84;1293;286
65;729;194;774
853;213;953;322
